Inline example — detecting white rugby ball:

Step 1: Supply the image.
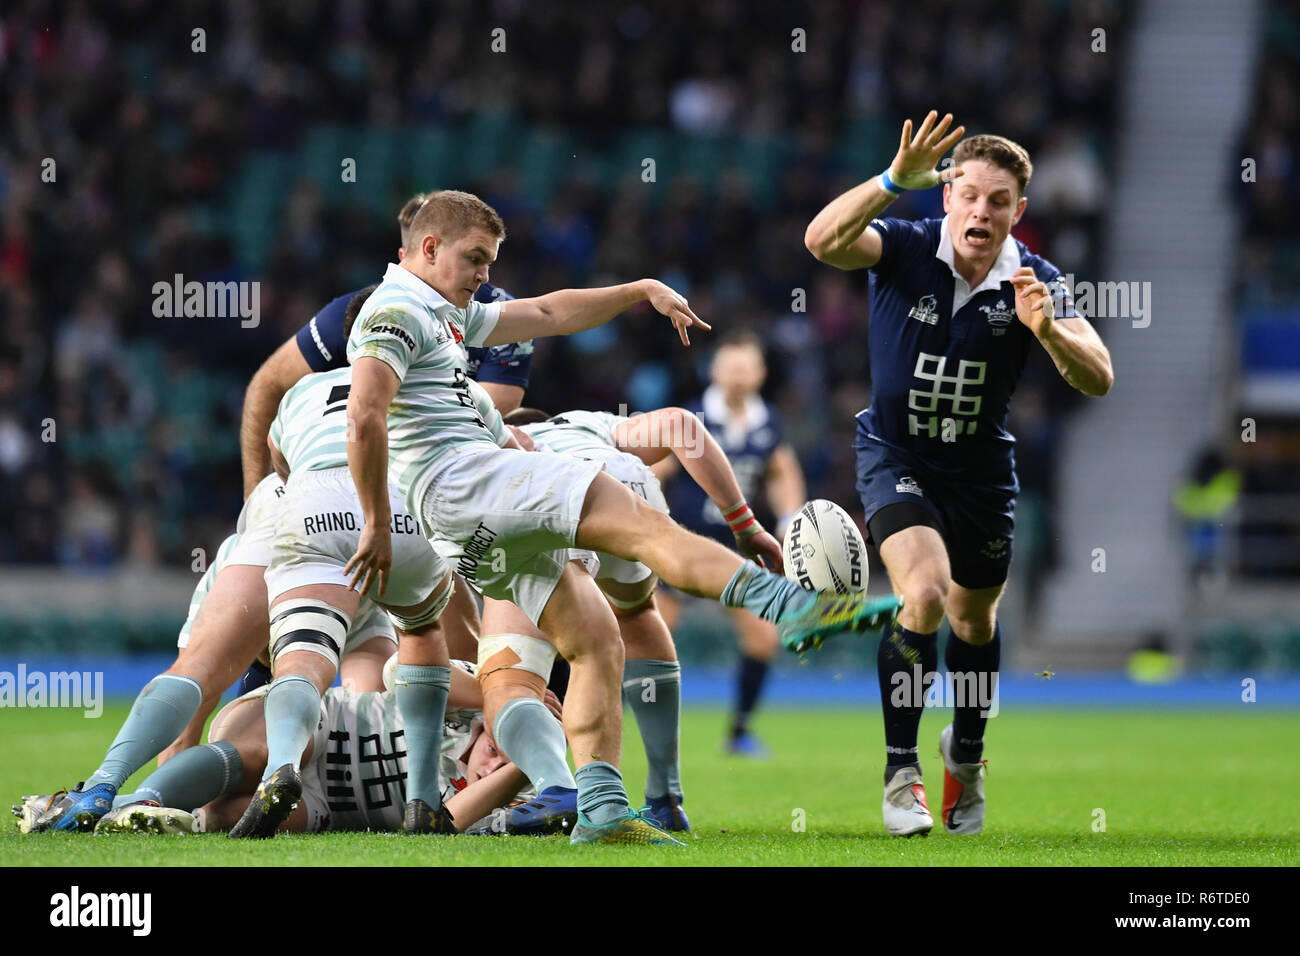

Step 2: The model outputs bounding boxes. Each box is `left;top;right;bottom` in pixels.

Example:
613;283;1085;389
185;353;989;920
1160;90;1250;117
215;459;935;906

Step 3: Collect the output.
782;499;868;594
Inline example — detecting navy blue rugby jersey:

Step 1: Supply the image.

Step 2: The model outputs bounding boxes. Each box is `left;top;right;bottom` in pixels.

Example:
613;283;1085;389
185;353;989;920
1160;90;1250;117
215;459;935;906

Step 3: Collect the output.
666;386;783;537
295;281;533;389
858;216;1076;488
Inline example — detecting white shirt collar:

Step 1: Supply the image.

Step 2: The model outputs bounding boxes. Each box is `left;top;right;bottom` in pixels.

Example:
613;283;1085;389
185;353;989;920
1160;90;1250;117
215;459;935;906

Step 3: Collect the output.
702;384;769;445
382;262;456;316
935;215;1021;316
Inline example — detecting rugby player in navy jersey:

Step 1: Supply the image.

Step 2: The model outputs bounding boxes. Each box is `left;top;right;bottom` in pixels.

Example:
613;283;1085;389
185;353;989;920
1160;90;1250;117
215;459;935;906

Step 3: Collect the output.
804;111;1113;837
658;330;806;757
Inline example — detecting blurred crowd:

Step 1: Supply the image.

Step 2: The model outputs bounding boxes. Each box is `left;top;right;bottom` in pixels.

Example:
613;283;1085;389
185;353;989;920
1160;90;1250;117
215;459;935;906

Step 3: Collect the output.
0;0;1126;574
1217;0;1300;580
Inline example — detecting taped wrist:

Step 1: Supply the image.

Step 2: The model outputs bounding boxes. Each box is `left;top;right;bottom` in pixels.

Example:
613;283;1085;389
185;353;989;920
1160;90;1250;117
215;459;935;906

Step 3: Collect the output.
723;500;760;538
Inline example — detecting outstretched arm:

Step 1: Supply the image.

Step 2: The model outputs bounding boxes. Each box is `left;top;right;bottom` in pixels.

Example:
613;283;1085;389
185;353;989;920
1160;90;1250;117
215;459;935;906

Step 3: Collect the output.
485;279;708;347
805;110;965;270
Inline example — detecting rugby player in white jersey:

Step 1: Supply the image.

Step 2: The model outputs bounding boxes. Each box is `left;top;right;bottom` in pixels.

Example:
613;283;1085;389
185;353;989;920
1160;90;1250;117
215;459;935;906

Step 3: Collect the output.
224;363;521;838
22;472;399;832
89;654;564;836
472;403;785;835
343;190;902;845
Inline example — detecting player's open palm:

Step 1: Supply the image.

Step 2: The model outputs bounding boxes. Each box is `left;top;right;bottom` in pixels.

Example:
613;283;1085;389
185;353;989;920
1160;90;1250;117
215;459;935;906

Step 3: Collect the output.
1011;266;1054;338
738;528;784;574
889;110;967;190
346;523;392;598
646;279;711;346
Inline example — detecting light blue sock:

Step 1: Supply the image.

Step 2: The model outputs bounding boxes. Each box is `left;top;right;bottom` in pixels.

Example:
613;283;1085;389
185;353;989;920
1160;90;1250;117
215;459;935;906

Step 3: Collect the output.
85;674;203;790
720;564;815;622
622;659;682;799
396;664;451;808
575;761;630;824
112;741;243;811
263;675;321;779
493;697;576;793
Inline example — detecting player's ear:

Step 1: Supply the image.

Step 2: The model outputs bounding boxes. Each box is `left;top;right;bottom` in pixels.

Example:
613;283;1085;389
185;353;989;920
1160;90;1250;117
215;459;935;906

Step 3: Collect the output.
942;182;952;212
1012;195;1027;225
423;234;439;262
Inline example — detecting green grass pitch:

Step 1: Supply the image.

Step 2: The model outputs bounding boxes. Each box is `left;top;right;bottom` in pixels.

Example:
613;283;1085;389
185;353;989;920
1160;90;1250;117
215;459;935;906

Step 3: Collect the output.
3;704;1296;866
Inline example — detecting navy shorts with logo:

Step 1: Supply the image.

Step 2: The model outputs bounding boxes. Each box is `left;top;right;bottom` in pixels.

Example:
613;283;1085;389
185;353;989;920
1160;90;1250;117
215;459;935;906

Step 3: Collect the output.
853;432;1016;590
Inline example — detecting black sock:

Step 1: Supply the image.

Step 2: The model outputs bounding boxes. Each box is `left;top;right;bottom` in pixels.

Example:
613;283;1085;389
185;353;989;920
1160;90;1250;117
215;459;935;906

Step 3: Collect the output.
944;623;1001;763
731;654;769;737
878;622;938;776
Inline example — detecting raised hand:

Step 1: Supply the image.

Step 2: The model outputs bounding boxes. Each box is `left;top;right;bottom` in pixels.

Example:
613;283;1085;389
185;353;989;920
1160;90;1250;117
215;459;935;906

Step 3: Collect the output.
888;111;967;191
1010;266;1055;338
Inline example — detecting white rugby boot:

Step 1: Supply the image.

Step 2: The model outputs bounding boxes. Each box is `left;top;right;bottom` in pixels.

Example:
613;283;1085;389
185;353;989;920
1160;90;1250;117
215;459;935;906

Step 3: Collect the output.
939;724;987;835
882;765;933;837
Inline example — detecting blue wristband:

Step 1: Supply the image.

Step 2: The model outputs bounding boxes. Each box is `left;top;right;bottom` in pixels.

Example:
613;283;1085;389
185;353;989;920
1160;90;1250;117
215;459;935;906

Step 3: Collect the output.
879;168;903;197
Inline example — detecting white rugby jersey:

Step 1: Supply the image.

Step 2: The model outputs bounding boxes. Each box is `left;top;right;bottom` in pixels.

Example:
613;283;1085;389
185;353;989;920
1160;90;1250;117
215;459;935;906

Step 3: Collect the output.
522;410;627;457
316;665;490;832
270;364;507;477
345;263;507;515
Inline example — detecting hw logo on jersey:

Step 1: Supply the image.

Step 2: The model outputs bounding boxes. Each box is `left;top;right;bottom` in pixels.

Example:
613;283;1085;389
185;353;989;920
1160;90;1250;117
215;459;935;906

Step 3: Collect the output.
907;353;986;440
908;295;939;326
895;476;923;496
979;300;1014;336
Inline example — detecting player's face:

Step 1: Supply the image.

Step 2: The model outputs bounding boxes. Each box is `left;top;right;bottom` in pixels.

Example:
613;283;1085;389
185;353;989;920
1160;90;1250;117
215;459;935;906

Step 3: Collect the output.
942;160;1028;266
466;732;510;782
420;228;500;308
711;344;766;400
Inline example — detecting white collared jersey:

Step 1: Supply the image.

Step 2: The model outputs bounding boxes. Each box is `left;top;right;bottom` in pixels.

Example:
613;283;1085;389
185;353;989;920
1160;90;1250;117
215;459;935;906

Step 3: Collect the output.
521;410;626;457
270;364;508;477
345;264;506;516
316;661;529;832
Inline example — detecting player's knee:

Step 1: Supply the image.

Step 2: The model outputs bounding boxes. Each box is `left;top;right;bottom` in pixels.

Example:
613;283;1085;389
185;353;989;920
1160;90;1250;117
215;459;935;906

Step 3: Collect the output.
900;579;948;630
949;613;996;645
268;598;349;673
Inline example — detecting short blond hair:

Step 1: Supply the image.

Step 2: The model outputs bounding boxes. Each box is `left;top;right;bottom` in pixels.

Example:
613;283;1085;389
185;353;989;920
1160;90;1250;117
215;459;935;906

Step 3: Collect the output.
406;190;505;253
397;192;430;249
953;135;1033;197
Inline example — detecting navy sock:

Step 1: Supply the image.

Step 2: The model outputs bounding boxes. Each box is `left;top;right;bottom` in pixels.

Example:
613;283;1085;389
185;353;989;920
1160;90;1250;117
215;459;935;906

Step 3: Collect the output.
238;660;272;696
732;654;769;737
878;622;938;778
945;624;1001;762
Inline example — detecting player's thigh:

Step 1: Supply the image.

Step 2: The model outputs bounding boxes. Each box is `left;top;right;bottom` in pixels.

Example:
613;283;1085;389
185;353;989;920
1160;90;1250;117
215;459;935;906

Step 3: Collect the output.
877;524;952;612
613;591;677;662
575;471;675;560
538;560;622;664
172;563;270;691
726;605;779;659
481;595;549;642
945;582;1004;644
441;574;482;661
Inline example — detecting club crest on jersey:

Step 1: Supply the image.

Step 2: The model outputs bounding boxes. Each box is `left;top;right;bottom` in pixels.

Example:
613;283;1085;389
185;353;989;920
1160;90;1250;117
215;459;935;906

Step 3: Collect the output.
908;295;939;326
979;300;1014;336
895;476;922;496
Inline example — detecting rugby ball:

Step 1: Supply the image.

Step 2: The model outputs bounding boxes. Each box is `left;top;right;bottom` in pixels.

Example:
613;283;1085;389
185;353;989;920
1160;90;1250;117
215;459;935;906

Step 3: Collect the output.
782;499;868;594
